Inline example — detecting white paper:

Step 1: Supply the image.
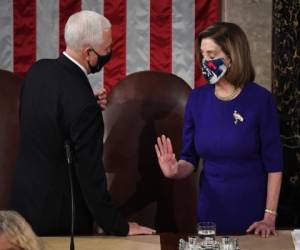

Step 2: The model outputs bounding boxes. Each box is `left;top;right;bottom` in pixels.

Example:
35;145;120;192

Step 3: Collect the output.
292;229;300;250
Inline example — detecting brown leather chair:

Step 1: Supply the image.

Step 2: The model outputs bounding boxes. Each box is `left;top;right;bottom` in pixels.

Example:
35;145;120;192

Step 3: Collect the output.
0;70;21;209
103;71;198;233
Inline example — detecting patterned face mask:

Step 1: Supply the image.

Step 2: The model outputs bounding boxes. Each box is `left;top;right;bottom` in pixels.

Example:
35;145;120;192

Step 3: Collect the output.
201;58;228;84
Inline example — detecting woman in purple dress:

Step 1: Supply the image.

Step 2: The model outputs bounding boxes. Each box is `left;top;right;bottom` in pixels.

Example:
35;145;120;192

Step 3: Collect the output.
155;22;282;237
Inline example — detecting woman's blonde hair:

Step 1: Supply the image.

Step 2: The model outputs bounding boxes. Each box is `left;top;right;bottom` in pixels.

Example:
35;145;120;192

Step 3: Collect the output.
0;210;43;250
197;22;255;88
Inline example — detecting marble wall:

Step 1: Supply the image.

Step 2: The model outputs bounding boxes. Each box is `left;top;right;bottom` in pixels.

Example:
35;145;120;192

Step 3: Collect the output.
272;0;300;227
221;0;272;90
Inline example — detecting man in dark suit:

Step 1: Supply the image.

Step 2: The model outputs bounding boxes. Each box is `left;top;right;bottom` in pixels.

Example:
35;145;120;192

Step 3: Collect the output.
9;10;155;236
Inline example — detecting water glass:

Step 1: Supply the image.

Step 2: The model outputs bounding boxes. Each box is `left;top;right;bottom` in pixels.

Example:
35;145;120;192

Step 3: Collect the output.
200;237;219;250
188;235;200;249
220;236;234;250
197;222;216;239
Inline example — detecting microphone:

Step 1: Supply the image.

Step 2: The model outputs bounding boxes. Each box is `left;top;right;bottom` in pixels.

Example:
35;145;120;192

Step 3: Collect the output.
65;141;73;165
64;140;75;250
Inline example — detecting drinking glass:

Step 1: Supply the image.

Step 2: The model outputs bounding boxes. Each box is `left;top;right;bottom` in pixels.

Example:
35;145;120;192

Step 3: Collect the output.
220;236;234;250
197;222;216;239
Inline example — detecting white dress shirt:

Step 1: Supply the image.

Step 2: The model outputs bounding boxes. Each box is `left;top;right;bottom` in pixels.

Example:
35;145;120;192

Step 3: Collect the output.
63;51;88;75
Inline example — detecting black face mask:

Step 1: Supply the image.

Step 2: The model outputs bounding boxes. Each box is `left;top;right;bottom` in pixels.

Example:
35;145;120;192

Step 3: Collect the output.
88;49;112;74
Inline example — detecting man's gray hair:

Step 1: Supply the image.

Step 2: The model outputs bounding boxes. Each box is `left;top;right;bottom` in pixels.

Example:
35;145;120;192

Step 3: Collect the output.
64;10;111;51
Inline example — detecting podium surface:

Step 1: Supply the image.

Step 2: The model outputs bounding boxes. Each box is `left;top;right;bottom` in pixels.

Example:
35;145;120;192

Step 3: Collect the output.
41;230;294;250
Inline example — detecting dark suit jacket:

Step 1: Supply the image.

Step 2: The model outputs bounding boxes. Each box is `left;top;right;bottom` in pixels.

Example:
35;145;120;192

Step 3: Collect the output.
9;54;129;236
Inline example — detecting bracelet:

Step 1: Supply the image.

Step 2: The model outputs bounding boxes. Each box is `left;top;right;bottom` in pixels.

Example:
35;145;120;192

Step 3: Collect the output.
265;209;277;216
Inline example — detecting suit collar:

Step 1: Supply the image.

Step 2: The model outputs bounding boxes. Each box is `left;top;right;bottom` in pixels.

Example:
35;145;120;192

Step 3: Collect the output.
57;54;88;81
62;51;87;75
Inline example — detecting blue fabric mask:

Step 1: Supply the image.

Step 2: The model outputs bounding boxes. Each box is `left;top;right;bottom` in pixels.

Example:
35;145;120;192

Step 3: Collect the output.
201;58;227;84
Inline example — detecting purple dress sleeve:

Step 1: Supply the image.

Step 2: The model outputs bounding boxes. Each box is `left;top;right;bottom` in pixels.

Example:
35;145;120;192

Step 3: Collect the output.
180;91;199;168
259;93;283;172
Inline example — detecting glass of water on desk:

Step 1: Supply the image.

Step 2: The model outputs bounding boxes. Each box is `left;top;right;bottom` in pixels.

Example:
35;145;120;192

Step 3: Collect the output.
197;222;216;239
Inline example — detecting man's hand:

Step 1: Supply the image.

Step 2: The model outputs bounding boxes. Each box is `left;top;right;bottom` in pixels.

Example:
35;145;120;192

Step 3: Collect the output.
128;222;156;236
94;88;107;110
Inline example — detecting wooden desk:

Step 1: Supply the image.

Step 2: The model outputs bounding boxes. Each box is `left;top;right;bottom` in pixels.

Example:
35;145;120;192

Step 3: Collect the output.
41;230;294;250
41;235;160;250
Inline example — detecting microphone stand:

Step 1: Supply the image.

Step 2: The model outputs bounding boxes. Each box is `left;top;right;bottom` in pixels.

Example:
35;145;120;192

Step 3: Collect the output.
65;140;75;250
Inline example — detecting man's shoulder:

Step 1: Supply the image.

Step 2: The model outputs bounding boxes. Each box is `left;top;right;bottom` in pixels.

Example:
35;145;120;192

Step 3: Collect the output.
31;58;58;69
26;58;61;77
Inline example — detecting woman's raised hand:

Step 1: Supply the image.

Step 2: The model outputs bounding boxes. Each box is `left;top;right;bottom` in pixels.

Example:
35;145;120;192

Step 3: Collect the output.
155;135;178;178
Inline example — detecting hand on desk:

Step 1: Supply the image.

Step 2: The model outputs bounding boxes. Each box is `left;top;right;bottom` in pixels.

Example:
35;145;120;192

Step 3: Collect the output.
246;214;277;238
128;222;156;236
94;88;107;110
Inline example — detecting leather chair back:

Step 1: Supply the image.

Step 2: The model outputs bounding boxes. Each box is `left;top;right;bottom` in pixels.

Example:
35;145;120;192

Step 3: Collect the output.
0;70;21;209
103;71;198;233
